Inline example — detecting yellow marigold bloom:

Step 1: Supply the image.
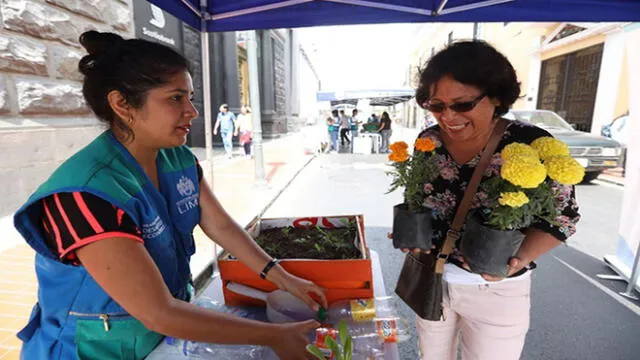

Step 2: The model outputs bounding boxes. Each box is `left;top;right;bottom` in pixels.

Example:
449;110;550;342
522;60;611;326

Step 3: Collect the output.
388;150;409;162
501;156;547;188
544;155;585;185
498;191;530;208
501;142;539;162
531;137;569;160
415;138;436;152
389;141;408;154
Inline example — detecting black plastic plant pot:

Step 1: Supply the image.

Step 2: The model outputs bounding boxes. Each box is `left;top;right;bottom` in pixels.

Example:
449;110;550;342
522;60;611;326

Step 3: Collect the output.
460;214;526;277
392;203;434;250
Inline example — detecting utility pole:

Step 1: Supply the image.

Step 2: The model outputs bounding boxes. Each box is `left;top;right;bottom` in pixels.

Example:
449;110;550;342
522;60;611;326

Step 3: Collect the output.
246;30;267;186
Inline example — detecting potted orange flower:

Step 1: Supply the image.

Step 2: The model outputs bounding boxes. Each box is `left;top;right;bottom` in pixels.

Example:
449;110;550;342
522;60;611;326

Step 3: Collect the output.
387;138;439;250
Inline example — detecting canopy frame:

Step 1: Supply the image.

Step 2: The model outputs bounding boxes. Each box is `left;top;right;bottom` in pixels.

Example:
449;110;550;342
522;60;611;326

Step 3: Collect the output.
195;0;516;21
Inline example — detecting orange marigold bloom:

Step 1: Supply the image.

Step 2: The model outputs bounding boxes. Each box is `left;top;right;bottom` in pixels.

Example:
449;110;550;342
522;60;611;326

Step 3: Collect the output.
389;141;408;153
415;138;436;152
389;151;409;162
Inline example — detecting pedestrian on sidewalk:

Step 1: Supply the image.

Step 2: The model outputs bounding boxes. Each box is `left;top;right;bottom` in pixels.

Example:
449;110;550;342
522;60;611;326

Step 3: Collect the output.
377;111;392;153
235;105;253;158
13;30;326;360
397;40;581;360
339;109;351;149
350;109;361;138
327;109;340;152
214;103;236;158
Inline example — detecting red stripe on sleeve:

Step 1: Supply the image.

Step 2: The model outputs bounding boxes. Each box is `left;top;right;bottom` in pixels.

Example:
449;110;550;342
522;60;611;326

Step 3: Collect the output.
73;192;104;233
53;193;81;243
42;218;50;235
116;208;125;227
43;201;64;255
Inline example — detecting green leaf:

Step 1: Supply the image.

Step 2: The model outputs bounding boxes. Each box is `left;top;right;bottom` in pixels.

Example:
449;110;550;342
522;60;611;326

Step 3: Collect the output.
344;336;353;360
338;320;349;346
325;336;342;360
306;344;329;360
293;237;307;244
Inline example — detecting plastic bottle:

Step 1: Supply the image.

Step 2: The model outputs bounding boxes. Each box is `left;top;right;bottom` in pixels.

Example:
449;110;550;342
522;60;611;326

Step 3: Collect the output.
202;343;266;359
309;318;409;359
164;337;266;359
321;296;397;323
309;327;382;359
163;337;204;358
347;317;411;344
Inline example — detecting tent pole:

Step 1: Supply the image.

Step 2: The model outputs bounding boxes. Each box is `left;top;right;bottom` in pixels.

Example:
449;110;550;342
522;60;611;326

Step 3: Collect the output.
247;30;267;185
621;239;640;299
436;0;450;14
199;1;217;257
201;31;214;183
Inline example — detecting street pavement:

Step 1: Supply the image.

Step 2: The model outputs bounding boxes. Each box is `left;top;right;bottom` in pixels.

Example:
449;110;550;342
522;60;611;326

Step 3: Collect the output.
263;137;639;360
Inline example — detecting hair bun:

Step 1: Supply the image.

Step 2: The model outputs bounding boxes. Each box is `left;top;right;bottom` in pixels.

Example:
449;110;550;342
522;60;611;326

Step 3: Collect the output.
78;31;124;76
79;30;124;56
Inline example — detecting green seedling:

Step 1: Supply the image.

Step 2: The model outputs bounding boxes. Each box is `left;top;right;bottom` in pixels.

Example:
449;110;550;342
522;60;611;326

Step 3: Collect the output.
307;320;353;360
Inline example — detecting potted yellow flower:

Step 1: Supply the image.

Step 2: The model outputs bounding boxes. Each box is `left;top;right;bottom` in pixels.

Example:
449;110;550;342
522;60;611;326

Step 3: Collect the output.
387;138;439;250
460;137;585;276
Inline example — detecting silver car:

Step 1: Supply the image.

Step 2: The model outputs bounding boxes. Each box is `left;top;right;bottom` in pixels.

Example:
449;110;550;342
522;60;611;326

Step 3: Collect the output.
505;109;624;183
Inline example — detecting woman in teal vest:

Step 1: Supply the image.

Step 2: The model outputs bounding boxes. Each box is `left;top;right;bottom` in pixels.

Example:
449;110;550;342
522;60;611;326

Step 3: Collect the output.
14;30;326;360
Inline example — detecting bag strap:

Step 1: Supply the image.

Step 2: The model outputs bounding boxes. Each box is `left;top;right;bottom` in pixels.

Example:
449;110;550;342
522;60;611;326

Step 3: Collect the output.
435;118;507;273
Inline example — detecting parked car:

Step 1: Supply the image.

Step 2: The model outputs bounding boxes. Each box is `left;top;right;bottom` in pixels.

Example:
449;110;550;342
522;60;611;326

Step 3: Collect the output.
600;113;628;174
505;109;624;183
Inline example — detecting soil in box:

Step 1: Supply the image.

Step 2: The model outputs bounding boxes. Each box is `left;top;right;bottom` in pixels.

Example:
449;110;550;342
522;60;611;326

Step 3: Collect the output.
255;221;360;260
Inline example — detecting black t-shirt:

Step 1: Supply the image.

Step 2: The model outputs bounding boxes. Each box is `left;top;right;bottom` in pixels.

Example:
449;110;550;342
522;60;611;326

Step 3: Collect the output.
380;117;392;131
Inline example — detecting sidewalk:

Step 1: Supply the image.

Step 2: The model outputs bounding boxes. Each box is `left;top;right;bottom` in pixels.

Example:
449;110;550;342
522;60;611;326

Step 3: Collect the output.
598;167;625;187
0;131;317;360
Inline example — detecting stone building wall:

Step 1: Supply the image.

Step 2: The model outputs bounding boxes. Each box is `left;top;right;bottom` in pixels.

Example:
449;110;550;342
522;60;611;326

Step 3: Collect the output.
260;29;289;138
0;0;133;217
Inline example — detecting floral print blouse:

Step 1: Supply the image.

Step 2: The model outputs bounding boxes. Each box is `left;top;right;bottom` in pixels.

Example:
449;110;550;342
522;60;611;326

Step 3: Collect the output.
418;120;581;249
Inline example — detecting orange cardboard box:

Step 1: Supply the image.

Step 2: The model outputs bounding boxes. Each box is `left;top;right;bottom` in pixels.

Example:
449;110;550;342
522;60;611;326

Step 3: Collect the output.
218;215;373;306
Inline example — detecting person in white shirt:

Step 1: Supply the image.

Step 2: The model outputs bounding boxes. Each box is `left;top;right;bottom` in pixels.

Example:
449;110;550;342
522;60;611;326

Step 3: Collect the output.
234;106;253;158
339;110;351;148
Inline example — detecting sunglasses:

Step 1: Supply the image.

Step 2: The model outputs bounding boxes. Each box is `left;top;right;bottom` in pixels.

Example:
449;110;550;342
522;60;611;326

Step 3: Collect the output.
423;93;486;113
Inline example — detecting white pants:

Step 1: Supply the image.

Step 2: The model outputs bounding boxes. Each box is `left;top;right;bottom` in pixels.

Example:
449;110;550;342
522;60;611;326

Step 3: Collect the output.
416;277;531;360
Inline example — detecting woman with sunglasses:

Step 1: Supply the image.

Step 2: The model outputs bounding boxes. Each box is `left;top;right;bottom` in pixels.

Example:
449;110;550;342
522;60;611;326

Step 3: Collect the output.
402;40;580;360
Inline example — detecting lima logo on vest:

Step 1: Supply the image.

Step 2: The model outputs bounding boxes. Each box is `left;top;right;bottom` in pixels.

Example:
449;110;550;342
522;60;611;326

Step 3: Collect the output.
176;176;199;214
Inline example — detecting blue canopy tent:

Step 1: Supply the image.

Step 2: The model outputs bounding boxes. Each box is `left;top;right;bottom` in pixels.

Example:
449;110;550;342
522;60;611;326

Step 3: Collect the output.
149;0;640;296
149;0;640;32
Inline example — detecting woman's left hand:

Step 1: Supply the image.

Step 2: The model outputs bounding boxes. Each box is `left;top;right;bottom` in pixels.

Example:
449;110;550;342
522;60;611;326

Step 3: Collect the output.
480;257;525;282
454;254;525;282
277;272;328;312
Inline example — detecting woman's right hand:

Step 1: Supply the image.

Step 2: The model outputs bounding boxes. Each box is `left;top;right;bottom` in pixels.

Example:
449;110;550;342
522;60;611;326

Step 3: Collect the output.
269;319;320;360
386;232;435;254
